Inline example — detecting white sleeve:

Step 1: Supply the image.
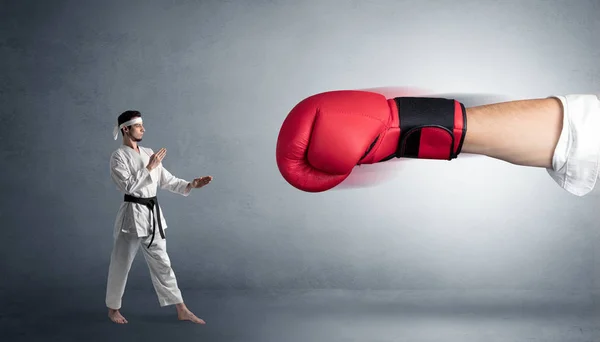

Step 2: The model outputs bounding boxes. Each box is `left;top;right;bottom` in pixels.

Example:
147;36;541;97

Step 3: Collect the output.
110;151;156;194
159;166;191;196
546;94;600;196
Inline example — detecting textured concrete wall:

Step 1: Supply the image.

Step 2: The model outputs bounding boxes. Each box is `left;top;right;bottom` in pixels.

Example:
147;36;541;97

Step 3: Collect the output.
1;0;599;293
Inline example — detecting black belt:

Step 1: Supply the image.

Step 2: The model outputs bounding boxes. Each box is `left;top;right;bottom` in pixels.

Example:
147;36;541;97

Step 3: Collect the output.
124;194;164;248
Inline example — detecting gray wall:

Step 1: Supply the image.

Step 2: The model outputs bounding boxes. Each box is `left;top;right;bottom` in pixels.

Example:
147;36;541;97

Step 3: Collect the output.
2;0;600;294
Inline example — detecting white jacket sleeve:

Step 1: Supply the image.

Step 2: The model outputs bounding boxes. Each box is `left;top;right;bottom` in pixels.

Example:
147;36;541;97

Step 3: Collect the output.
159;166;191;196
110;151;156;194
546;94;600;196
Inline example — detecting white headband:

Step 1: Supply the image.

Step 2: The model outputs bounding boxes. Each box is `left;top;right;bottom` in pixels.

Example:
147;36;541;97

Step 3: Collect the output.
113;117;143;140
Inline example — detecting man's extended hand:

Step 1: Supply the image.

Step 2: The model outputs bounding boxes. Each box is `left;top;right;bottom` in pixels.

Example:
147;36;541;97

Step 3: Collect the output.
191;176;213;189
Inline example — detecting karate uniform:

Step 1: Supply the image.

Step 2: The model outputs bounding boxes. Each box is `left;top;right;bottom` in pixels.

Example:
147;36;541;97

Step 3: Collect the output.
547;94;600;197
105;144;191;310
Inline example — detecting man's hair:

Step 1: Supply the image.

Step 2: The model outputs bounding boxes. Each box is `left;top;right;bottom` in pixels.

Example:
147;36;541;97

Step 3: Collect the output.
117;110;142;136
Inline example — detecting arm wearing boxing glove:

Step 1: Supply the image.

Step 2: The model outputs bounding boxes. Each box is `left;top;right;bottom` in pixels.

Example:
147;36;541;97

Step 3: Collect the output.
467;94;600;196
463;97;563;168
276;91;600;196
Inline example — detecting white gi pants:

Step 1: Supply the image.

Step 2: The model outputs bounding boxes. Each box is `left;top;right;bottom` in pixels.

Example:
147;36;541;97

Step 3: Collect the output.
105;231;183;309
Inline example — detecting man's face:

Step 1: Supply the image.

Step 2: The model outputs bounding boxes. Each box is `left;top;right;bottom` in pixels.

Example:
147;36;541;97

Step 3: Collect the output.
126;121;144;142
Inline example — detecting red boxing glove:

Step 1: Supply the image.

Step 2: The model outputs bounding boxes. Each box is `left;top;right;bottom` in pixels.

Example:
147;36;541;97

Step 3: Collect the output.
276;90;467;192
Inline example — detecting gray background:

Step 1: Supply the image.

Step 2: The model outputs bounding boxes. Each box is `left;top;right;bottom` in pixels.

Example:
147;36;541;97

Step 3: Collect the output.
2;0;600;309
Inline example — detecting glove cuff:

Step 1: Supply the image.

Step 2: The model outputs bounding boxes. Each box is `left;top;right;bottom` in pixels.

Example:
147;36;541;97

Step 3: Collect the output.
393;97;467;160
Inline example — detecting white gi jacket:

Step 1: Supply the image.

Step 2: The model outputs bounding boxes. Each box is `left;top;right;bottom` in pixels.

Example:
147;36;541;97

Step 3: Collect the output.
110;145;191;237
547;94;600;197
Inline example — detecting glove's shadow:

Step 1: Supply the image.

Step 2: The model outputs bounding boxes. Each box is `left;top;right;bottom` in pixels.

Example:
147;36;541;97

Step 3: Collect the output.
333;154;483;191
334;159;406;190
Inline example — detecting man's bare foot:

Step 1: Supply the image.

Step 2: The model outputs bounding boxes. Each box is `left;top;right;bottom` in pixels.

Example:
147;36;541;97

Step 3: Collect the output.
176;303;205;324
108;308;128;324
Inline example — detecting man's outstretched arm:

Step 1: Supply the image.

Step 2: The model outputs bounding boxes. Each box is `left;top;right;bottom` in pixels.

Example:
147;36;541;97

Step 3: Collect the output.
462;97;564;168
462;94;600;196
276;91;600;196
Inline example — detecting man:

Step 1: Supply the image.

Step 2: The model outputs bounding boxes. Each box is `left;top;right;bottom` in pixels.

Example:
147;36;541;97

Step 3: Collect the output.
276;91;600;197
106;110;213;324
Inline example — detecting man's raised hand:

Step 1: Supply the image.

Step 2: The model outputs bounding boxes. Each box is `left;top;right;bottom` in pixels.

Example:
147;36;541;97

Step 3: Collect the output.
147;148;167;171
